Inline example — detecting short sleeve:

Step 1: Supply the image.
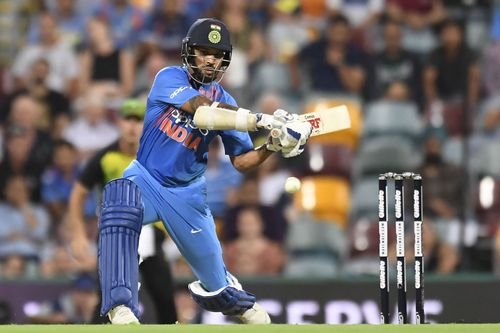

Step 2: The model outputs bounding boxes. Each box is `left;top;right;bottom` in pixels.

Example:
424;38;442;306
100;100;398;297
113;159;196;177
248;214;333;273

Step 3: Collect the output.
78;153;105;189
148;67;201;108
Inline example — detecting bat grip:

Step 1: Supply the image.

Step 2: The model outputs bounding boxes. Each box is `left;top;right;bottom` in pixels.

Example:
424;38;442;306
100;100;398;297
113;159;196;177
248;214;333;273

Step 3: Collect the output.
255;113;274;130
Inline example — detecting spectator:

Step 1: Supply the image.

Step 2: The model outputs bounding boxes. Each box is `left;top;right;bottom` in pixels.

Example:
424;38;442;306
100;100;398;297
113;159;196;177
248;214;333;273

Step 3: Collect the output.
1;255;27;279
388;217;458;275
0;176;50;273
11;12;79;98
27;0;87;49
224;207;286;275
480;99;500;137
184;0;215;23
39;220;97;278
3;58;71;134
79;18;135;97
0;1;43;67
483;39;500;97
386;0;447;30
8;93;54;140
133;50;169;97
62;89;120;160
143;0;191;56
0;97;53;201
215;0;266;66
27;273;98;324
213;0;265;104
386;0;447;57
423;19;480;109
91;0;146;49
326;0;384;50
223;175;288;242
417;132;463;273
483;7;500;97
371;19;422;104
0;126;41;202
290;15;367;95
420;133;464;221
266;2;310;64
41;140;96;226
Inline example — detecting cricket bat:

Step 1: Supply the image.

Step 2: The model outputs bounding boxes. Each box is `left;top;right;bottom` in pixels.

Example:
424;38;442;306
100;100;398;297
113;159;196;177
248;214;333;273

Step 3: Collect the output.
270;105;351;138
193;104;351;136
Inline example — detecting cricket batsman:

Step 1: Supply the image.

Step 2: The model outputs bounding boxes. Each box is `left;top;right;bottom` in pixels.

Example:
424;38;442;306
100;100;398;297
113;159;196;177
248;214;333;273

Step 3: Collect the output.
99;18;312;324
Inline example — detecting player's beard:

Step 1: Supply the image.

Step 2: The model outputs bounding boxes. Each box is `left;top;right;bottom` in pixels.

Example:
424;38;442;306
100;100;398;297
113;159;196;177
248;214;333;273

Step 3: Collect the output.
194;65;218;84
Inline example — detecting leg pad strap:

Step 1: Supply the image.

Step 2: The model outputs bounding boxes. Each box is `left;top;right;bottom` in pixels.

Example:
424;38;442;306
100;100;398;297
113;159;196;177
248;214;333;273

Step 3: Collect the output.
188;280;256;316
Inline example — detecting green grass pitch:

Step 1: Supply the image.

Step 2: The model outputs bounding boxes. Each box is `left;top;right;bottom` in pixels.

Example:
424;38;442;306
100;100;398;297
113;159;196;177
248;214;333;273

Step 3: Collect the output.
2;325;500;333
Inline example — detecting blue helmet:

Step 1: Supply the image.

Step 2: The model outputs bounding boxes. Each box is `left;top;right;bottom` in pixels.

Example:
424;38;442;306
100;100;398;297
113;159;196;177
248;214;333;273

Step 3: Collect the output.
181;18;232;84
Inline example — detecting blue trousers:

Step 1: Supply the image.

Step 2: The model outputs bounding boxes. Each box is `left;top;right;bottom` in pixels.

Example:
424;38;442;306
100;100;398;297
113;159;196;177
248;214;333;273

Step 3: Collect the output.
123;160;228;291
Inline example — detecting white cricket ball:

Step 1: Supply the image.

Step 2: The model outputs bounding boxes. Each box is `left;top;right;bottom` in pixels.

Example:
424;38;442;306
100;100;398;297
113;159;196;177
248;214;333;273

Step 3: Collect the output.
284;176;301;193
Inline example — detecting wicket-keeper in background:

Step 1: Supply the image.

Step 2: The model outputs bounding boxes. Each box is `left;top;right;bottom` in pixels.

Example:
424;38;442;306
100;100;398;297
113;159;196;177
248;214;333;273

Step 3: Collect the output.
68;99;177;324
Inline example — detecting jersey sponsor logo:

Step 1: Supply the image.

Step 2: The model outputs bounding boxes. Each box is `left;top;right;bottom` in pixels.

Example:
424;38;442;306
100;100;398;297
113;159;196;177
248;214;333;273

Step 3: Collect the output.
169;86;189;99
158;107;209;151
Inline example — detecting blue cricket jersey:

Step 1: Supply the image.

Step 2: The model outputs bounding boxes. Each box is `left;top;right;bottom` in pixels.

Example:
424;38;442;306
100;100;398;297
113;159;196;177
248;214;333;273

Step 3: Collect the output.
136;66;253;186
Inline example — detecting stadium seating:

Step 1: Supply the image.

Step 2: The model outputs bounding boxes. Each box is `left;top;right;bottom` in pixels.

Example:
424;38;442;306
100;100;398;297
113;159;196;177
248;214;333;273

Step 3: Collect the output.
294;176;351;228
349;177;379;222
471;141;500;179
442;137;464;166
363;101;423;142
302;143;354;180
353;136;422;179
284;217;347;277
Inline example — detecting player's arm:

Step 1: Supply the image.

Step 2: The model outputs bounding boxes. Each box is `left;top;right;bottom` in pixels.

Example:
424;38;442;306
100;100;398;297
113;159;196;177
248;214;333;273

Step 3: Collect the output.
230;144;274;173
68;152;104;257
68;181;91;256
180;95;238;114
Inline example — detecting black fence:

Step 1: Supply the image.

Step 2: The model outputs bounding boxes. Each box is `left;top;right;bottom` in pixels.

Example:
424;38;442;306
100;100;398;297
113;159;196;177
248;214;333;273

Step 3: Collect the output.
0;275;499;324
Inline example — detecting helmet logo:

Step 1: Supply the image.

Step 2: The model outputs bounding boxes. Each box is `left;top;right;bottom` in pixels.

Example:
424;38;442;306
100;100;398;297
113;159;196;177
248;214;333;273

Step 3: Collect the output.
208;30;221;44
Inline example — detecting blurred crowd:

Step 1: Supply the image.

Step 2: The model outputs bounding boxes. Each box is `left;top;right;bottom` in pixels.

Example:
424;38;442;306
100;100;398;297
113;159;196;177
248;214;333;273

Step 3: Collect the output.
1;0;500;304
